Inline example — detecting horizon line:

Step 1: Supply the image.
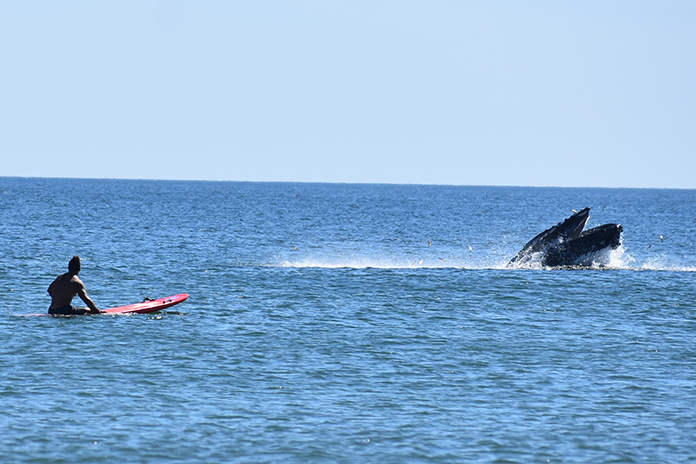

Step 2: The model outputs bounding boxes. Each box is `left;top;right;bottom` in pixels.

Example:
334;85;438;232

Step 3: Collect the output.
1;175;692;191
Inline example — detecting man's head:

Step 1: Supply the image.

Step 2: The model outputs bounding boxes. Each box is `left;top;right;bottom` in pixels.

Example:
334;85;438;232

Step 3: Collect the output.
68;255;81;274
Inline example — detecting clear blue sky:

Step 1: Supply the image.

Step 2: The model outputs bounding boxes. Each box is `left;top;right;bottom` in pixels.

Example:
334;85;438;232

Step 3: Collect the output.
1;1;694;188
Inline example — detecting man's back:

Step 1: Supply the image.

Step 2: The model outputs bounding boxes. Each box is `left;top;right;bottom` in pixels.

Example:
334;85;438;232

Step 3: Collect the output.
47;256;100;315
48;273;82;309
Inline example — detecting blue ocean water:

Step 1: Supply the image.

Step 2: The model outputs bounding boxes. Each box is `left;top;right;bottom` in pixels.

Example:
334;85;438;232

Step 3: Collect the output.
1;177;695;463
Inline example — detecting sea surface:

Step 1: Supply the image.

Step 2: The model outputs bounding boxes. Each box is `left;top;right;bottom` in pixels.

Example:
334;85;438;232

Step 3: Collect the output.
1;177;695;463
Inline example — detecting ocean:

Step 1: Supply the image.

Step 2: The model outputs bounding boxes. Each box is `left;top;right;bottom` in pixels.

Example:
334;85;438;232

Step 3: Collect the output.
1;177;695;463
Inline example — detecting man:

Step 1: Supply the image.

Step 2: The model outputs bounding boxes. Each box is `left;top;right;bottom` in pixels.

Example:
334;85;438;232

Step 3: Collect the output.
48;256;103;315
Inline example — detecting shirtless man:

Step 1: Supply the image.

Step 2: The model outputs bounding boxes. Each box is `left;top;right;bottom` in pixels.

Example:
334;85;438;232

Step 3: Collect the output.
48;256;102;315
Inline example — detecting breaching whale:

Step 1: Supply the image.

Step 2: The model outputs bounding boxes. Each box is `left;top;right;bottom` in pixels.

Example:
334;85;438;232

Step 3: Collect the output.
508;207;622;268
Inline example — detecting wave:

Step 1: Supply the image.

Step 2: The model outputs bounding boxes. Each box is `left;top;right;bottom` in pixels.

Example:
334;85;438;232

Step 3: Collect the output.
594;246;695;272
277;258;475;270
272;246;695;272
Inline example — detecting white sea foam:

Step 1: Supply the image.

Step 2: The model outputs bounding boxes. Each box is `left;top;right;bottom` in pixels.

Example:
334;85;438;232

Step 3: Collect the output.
596;246;696;271
275;245;695;272
278;257;469;269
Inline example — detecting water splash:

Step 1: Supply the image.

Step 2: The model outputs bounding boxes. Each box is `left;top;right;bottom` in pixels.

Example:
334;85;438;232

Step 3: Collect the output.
278;257;467;269
272;245;694;272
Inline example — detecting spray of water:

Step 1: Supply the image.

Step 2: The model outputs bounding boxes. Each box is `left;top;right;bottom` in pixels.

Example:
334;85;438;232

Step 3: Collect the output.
273;244;694;272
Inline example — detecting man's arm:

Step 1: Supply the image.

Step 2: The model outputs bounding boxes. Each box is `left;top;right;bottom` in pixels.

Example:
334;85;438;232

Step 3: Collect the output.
75;279;101;314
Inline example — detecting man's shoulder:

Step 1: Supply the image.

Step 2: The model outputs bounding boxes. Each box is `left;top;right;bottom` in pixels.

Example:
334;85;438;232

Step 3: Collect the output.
51;273;69;285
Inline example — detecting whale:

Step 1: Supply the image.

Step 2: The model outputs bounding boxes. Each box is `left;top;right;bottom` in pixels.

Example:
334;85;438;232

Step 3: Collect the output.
508;208;623;268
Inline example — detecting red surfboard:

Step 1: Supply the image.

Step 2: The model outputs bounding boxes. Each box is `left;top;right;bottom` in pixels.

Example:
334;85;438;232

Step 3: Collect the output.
16;293;189;317
103;293;189;314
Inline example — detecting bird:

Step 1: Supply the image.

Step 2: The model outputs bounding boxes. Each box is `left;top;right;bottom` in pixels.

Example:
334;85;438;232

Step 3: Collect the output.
660;235;664;243
427;239;432;247
468;245;473;252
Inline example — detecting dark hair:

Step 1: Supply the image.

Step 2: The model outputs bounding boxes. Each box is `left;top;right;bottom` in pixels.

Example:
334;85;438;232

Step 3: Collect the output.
68;255;81;274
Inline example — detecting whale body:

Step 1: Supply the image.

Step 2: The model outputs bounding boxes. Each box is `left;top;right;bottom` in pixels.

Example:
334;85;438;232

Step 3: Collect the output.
508;208;622;268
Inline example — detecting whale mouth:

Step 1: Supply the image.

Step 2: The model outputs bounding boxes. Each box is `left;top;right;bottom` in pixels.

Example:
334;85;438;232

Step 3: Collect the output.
508;208;623;268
